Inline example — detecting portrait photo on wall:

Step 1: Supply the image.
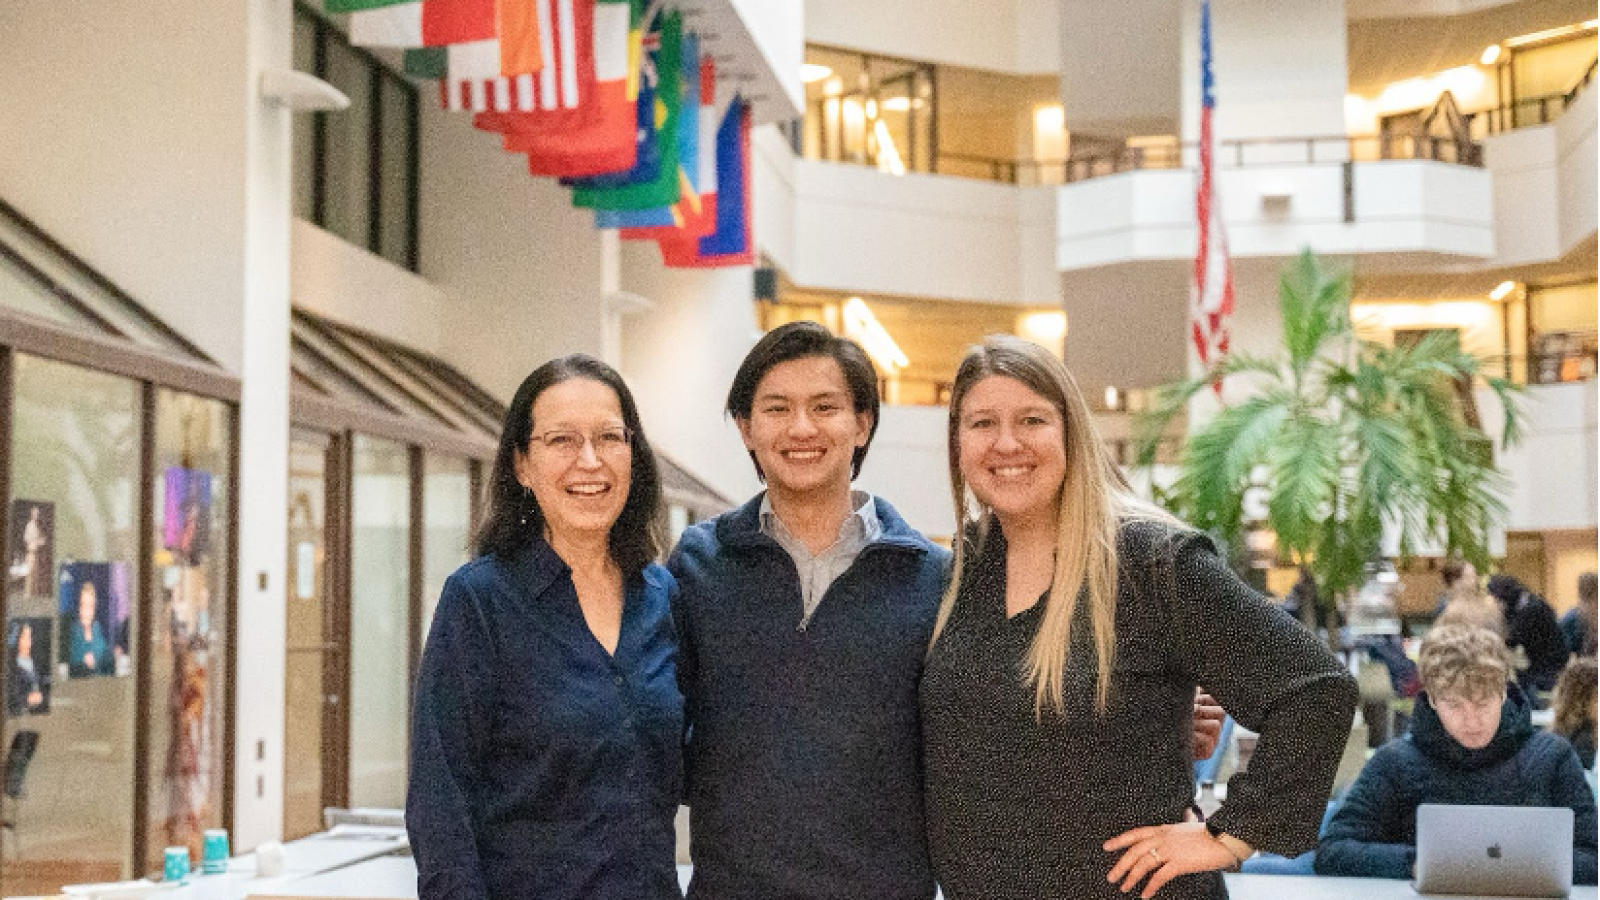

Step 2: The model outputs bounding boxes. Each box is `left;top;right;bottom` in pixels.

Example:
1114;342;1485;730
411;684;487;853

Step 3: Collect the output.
162;468;213;564
7;500;55;598
7;617;53;715
57;561;131;679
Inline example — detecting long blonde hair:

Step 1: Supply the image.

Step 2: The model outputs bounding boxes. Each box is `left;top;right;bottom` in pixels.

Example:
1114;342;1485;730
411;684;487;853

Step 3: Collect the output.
932;336;1171;715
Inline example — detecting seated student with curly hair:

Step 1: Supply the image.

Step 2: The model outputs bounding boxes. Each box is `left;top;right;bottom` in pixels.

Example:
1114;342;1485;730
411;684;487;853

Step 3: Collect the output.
1551;657;1597;770
1316;623;1597;884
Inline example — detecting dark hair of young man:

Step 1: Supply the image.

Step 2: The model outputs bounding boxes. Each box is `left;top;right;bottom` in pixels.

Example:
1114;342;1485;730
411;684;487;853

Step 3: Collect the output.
474;354;666;581
1440;557;1469;587
725;321;881;481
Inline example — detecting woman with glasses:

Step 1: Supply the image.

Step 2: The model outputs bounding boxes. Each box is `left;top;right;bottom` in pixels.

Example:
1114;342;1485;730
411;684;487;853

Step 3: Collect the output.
921;336;1357;900
407;354;683;900
1317;623;1596;883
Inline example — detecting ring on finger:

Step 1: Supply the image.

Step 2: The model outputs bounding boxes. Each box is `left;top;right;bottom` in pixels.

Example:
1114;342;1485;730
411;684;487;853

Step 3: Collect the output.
1148;848;1163;863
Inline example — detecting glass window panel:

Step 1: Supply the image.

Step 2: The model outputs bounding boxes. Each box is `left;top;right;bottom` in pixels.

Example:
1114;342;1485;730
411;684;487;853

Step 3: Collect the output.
348;436;410;809
322;40;374;250
143;391;233;871
324;329;479;434
0;214;194;357
386;352;504;438
378;76;415;269
6;355;141;893
284;431;330;841
0;247;96;328
291;334;398;414
291;11;319;223
420;454;471;645
293;325;450;427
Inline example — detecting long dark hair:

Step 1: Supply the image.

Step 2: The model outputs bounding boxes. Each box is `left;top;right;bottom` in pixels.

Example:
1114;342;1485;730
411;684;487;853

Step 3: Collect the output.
474;355;666;581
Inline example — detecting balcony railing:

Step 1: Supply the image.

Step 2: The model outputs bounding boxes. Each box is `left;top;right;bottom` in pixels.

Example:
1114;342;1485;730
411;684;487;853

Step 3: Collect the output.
1062;133;1483;183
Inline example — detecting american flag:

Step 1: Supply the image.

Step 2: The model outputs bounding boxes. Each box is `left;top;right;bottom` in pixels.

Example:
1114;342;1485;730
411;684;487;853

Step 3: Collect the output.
1191;0;1234;394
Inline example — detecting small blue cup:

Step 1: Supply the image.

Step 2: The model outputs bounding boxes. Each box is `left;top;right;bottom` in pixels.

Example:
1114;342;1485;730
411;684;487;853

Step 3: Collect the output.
202;828;230;875
163;846;191;883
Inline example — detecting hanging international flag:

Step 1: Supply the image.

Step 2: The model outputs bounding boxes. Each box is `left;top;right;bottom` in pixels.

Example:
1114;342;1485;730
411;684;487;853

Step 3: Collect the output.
475;0;637;177
623;59;717;242
325;0;411;13
1191;0;1234;395
568;11;682;210
349;0;496;48
658;97;751;268
497;0;545;77
441;0;589;112
405;46;448;78
594;32;701;230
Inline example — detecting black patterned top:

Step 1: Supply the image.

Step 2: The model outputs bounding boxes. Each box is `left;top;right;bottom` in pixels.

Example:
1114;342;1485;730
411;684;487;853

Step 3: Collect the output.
922;519;1357;900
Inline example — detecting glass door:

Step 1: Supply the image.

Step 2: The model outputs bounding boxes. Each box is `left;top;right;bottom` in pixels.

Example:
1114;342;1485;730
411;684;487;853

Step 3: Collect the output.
282;430;342;840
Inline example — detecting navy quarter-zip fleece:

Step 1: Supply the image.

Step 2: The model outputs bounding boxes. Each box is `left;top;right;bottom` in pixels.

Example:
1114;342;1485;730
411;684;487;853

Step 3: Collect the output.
668;494;951;900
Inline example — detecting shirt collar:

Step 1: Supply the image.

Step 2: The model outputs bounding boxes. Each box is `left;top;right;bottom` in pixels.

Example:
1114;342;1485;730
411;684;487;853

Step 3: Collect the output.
759;490;881;548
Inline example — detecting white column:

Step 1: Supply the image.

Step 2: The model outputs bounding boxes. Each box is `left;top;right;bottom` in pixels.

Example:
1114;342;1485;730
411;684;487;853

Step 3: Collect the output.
234;0;294;849
619;243;764;504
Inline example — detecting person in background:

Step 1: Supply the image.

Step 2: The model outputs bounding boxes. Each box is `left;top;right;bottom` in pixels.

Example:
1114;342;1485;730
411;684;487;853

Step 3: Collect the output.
407;355;682;900
1316;624;1597;884
1281;566;1317;627
1431;555;1505;637
1432;556;1478;618
1551;656;1597;771
1560;573;1598;658
921;336;1356;900
1434;588;1506;638
1488;574;1570;695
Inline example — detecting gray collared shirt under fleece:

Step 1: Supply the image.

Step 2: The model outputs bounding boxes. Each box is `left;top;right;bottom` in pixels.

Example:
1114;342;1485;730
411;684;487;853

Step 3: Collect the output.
758;490;882;628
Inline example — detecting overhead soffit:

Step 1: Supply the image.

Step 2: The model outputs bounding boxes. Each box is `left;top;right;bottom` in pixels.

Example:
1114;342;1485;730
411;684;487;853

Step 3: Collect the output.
1352;237;1599;303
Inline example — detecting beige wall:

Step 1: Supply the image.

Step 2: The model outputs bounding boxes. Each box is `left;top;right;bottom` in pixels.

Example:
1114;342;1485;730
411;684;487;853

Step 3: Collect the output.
1543;529;1599;614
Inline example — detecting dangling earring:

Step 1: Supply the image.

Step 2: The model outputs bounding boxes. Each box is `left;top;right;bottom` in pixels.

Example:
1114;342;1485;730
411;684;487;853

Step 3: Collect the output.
519;485;533;527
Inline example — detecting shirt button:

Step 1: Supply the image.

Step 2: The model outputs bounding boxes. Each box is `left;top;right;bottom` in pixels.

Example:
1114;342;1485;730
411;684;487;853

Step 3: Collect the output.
613;674;625;686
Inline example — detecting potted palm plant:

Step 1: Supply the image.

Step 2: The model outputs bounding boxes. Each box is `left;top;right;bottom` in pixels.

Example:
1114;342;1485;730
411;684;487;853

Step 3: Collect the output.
1134;249;1524;632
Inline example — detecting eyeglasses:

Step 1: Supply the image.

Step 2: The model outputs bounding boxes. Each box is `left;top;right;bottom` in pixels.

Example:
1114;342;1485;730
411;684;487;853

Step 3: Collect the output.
528;426;633;458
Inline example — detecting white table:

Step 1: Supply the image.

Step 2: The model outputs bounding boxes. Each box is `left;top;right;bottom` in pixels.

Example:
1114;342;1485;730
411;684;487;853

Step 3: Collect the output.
1225;872;1598;899
40;833;1597;900
248;856;1600;900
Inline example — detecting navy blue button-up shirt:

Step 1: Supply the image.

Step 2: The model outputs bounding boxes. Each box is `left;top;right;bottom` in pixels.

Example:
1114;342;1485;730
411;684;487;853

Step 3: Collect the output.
407;539;684;900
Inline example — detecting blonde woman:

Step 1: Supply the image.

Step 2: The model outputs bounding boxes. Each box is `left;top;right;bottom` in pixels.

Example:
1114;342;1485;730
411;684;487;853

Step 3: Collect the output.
921;336;1357;900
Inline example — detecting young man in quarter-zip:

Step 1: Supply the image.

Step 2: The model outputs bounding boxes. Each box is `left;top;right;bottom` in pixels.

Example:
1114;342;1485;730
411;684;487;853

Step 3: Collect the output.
668;322;946;900
667;322;1222;900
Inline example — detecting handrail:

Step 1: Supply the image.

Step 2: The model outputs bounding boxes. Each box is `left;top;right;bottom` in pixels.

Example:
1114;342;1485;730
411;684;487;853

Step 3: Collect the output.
1063;132;1483;183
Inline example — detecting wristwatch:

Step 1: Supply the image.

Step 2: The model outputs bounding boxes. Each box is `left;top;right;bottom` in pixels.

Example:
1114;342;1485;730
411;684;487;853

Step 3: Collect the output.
1205;820;1252;870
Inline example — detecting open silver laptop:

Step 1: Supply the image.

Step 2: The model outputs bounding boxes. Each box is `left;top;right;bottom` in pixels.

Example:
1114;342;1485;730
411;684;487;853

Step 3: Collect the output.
1415;803;1573;898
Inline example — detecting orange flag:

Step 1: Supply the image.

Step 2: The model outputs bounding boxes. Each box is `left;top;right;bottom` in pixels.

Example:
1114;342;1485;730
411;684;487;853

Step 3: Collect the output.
496;0;542;76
